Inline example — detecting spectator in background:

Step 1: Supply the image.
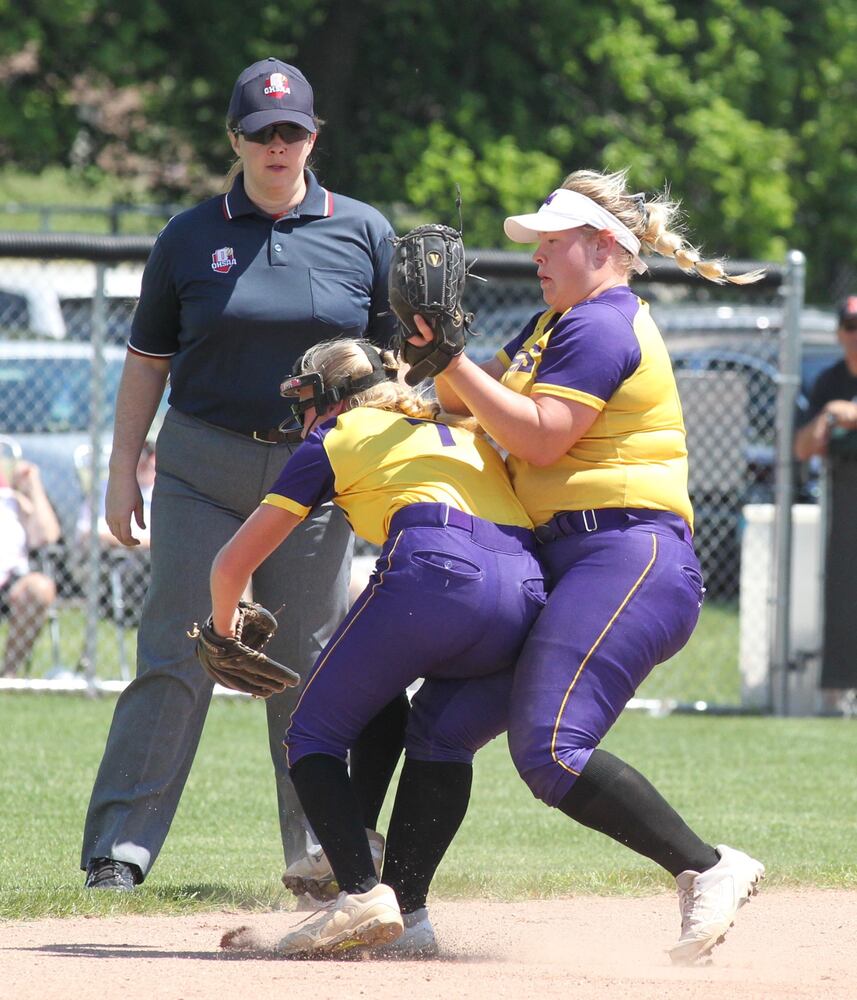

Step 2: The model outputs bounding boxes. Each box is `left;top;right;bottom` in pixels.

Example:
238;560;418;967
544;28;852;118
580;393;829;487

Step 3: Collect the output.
0;460;61;676
76;441;155;625
794;296;857;462
794;295;857;713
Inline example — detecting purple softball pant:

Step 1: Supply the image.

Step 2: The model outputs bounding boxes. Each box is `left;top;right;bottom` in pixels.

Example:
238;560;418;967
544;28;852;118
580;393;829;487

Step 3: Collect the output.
507;509;704;807
284;503;545;768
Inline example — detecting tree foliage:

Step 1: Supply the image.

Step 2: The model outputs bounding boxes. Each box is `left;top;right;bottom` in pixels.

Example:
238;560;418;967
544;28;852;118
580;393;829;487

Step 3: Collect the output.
1;0;857;296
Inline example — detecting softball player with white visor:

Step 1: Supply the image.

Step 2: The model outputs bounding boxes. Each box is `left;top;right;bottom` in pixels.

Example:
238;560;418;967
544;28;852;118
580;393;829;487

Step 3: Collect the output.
406;167;765;965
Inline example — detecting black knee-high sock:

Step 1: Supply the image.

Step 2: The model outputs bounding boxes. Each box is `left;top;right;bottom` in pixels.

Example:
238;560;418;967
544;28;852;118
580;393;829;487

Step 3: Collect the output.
349;693;410;831
290;754;377;895
382;758;472;914
557;749;719;877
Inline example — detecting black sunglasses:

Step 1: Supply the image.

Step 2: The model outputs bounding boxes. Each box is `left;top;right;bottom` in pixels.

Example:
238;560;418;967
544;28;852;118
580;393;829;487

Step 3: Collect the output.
234;122;310;145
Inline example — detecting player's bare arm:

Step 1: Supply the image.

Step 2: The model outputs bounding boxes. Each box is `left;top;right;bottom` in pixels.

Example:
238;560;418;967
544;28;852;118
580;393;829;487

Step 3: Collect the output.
210;504;301;635
438;357;600;465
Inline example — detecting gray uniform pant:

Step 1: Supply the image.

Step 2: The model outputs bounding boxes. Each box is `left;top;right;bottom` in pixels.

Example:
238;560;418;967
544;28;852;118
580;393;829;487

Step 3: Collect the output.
80;408;352;878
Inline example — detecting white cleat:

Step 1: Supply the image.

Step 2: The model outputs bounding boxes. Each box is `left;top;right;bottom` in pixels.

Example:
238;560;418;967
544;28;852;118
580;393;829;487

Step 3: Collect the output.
371;906;438;958
668;844;765;965
282;828;385;903
282;843;338;902
276;883;403;957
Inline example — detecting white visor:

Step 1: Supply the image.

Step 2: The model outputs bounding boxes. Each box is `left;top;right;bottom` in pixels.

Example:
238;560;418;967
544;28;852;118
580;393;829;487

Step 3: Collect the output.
504;189;647;274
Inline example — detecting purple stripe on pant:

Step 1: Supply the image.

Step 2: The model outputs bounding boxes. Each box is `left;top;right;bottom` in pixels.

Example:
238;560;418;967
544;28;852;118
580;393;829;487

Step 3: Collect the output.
508;511;704;806
284;503;545;768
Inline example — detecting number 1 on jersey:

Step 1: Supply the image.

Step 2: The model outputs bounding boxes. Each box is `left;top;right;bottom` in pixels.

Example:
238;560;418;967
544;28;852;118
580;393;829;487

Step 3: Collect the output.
404;417;456;447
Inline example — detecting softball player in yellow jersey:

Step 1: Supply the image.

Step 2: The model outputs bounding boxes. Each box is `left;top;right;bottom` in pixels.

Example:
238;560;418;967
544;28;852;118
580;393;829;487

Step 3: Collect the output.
410;169;766;964
212;339;544;957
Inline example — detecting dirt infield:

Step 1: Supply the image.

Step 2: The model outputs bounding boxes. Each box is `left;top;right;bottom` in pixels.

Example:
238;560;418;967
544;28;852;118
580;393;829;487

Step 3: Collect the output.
3;889;854;1000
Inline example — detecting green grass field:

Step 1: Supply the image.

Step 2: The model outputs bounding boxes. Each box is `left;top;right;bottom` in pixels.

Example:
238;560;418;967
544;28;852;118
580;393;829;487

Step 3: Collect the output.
2;607;136;682
1;692;855;920
7;598;743;705
638;600;741;704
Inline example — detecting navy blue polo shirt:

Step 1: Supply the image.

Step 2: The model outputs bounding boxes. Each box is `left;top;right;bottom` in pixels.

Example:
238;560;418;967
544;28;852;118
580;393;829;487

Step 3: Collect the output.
129;170;397;435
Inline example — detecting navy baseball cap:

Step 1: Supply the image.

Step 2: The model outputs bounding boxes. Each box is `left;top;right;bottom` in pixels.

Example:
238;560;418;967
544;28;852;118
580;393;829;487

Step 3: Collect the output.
228;57;316;134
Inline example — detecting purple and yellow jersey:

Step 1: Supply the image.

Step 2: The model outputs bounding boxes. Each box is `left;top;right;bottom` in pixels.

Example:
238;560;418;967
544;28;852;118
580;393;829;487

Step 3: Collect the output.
262;407;532;545
496;285;693;529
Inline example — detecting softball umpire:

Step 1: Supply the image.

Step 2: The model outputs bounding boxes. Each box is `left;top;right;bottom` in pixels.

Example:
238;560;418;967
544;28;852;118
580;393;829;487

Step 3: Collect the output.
215;338;544;957
81;58;402;891
409;169;765;964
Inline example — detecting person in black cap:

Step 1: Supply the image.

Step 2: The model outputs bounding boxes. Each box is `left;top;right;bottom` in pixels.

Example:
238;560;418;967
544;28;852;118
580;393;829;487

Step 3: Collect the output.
81;57;405;892
794;295;857;712
795;296;857;462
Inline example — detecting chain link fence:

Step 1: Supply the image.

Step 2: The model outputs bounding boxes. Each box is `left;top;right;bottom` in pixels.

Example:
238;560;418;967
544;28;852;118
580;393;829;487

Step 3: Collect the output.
0;235;822;713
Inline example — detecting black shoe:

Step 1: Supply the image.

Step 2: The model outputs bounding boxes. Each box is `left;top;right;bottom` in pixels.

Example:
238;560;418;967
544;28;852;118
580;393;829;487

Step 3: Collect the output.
84;857;141;891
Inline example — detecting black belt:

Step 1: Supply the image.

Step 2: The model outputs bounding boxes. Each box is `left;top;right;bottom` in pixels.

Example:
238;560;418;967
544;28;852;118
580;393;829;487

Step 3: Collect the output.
173;411;298;445
247;427;296;445
534;508;680;543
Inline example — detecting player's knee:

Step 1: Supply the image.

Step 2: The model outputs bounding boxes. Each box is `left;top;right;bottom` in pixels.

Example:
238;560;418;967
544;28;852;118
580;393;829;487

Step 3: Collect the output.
513;761;572;806
32;573;57;607
284;720;348;770
404;734;476;765
508;732;580;807
404;712;478;764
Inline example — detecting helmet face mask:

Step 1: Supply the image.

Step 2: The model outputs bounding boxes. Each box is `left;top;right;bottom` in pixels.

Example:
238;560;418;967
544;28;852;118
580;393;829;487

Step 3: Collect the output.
279;343;396;432
279;371;341;423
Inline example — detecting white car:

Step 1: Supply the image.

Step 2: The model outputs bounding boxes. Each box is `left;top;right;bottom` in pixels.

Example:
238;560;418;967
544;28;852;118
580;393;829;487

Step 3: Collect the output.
0;340;128;537
0;259;143;342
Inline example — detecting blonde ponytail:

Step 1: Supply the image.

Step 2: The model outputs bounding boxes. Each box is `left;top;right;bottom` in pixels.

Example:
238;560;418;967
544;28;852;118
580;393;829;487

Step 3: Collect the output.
562;169;765;286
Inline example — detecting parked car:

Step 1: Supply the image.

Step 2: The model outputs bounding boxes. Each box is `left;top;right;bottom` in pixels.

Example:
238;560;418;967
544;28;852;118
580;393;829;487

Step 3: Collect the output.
0;341;162;594
459;299;839;598
0;260;142;343
655;303;839;480
654;303;840;597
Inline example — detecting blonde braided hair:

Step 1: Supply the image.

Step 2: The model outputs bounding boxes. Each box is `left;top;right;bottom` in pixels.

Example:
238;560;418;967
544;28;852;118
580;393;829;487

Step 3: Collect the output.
562;168;765;286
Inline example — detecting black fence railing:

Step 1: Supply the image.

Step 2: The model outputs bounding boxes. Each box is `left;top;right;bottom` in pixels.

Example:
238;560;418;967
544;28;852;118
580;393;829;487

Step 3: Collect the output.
0;203;183;236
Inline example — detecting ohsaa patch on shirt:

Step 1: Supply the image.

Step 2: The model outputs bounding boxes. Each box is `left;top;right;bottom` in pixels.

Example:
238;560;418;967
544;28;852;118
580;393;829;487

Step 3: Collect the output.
211;247;238;273
264;73;290;97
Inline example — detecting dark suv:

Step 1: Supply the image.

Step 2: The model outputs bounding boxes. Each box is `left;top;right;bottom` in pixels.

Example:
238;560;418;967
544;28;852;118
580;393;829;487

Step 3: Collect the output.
651;303;839;597
462;300;839;598
0;341;129;591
